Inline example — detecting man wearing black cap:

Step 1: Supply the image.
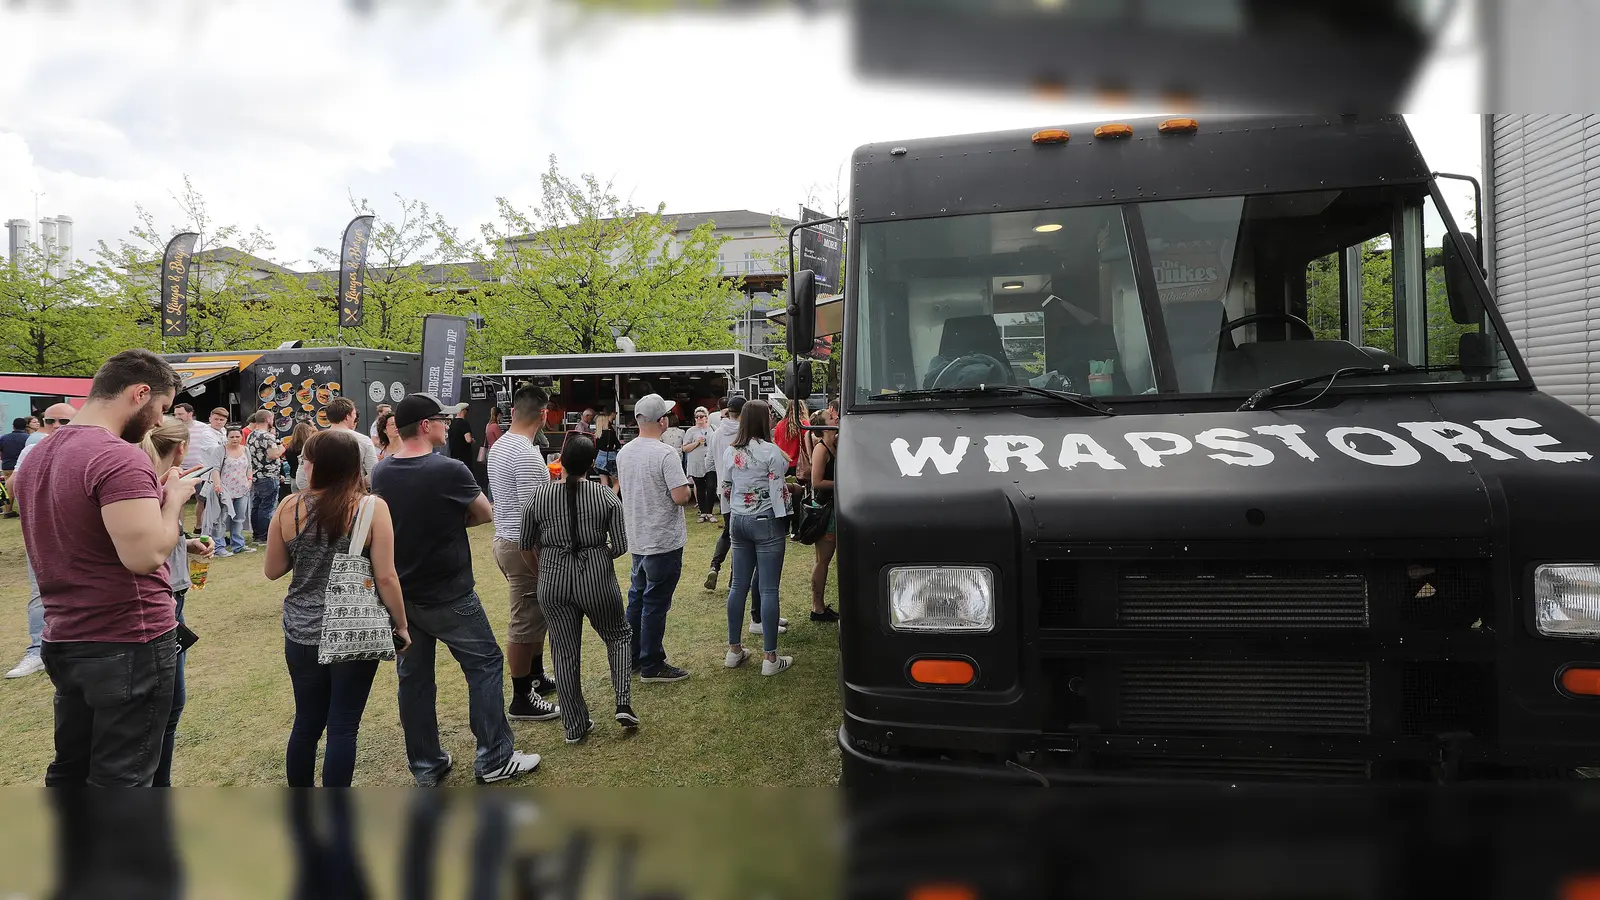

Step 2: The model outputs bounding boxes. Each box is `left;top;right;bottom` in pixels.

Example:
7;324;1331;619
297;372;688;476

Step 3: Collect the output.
371;392;543;785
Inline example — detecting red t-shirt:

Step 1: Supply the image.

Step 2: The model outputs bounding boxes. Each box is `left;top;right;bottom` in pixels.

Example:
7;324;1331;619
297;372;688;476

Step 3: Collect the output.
773;418;802;469
16;426;176;643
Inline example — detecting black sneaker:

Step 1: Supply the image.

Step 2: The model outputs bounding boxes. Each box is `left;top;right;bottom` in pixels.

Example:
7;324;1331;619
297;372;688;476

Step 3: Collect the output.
703;568;719;591
615;705;640;729
640;664;690;683
810;606;841;623
565;720;595;745
508;693;561;722
532;674;558;697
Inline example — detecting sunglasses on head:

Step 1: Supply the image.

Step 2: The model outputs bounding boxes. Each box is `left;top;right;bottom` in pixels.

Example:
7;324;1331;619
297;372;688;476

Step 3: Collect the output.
43;417;70;425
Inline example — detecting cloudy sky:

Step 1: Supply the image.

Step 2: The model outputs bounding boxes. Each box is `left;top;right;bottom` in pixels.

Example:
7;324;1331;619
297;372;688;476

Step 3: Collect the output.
0;0;1485;269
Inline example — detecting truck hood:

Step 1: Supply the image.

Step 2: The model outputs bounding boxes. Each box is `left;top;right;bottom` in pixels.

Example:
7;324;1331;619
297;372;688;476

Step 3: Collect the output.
840;390;1600;546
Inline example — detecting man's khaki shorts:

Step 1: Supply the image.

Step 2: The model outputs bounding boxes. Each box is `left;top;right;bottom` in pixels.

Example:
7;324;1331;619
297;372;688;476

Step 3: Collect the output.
493;538;547;645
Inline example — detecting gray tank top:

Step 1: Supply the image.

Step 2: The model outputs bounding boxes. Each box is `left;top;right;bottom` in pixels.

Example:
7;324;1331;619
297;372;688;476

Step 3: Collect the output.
282;495;357;646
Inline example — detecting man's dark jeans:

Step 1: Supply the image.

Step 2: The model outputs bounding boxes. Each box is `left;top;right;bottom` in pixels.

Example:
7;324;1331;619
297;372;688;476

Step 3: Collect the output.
41;629;179;787
396;592;514;784
627;549;683;672
252;477;280;543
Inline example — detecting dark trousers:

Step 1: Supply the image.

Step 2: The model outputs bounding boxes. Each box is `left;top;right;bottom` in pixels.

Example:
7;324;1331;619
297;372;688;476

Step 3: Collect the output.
289;789;370;900
284;638;380;787
50;789;181;900
41;629;179;787
402;790;510;900
626;549;683;672
396;592;514;784
153;591;187;788
252;477;280;542
694;472;717;514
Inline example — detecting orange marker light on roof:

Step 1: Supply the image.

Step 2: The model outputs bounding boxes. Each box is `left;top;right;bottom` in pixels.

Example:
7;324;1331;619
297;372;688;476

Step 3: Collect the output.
1094;123;1134;139
1031;128;1071;145
908;884;977;900
1159;117;1200;134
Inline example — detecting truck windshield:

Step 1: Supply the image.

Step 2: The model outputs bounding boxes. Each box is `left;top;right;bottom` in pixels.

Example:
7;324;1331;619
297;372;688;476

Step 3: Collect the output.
852;184;1519;404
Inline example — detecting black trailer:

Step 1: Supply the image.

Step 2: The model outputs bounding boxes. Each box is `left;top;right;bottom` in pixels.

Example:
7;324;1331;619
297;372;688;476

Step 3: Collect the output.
789;114;1600;785
163;347;420;438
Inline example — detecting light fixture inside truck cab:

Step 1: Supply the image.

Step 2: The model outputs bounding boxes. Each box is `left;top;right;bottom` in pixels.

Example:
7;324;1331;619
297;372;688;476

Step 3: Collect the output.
1535;565;1600;637
889;567;995;633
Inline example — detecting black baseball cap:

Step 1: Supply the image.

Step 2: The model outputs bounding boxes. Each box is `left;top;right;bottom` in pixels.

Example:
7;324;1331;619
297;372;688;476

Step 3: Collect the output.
393;392;446;429
727;396;747;415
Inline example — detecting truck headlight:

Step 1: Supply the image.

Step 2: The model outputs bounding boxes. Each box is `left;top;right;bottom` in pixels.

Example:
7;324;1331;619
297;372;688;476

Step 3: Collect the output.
888;566;995;633
1535;564;1600;637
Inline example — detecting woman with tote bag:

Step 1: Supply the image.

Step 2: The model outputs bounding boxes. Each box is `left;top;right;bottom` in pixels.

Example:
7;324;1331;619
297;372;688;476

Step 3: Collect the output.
264;430;410;787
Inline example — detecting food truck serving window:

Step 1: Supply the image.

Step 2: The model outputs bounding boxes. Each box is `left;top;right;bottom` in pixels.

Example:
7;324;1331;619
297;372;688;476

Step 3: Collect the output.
853;185;1517;404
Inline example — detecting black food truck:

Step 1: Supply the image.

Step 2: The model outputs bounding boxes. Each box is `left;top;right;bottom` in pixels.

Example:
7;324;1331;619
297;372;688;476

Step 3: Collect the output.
164;347;420;437
789;114;1600;784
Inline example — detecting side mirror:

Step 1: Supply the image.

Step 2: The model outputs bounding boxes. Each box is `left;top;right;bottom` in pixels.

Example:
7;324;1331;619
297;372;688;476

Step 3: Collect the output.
1442;233;1483;325
786;269;817;358
784;358;813;402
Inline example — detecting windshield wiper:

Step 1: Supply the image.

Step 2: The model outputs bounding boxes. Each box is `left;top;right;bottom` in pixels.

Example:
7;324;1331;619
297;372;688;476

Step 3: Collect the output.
868;383;1117;416
1238;365;1410;411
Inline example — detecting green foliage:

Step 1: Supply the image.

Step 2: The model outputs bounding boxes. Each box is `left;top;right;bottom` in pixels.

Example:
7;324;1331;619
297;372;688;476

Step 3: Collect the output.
463;156;745;370
1303;237;1476;367
0;243;136;375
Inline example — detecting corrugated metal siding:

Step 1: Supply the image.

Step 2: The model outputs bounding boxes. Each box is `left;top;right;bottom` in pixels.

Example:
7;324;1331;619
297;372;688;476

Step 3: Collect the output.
1491;114;1600;414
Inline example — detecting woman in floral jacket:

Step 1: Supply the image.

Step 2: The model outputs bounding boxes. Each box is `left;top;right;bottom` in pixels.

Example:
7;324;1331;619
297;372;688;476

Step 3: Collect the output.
718;399;795;677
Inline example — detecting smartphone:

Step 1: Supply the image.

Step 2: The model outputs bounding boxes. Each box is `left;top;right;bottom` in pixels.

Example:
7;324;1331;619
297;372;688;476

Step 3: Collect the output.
392;630;407;652
175;624;199;653
180;465;217;483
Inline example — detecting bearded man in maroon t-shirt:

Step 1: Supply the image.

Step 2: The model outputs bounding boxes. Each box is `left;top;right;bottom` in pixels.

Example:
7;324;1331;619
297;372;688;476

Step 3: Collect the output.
16;349;193;786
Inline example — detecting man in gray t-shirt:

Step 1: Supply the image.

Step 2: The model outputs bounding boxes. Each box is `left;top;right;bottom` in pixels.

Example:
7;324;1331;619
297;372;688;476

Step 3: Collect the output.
615;393;695;683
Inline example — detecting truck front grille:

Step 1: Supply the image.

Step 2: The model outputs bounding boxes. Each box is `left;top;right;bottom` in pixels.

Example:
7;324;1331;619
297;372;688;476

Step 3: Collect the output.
1117;660;1371;735
1118;562;1368;629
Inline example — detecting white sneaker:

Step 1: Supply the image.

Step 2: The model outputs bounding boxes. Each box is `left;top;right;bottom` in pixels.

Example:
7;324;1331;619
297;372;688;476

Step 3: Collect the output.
477;750;541;784
725;648;749;669
5;655;44;679
761;656;794;677
213;549;234;558
749;620;788;635
237;545;259;554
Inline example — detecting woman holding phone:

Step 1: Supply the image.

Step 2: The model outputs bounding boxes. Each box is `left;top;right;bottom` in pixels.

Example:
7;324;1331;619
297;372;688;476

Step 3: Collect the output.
141;417;216;787
264;429;410;787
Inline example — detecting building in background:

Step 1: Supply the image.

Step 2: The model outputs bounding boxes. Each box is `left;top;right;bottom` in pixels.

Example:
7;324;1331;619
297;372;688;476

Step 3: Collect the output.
5;214;74;275
5;219;30;267
1484;114;1600;415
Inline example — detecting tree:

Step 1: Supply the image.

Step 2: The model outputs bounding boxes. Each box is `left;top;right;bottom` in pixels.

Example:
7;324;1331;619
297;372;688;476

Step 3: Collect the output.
94;176;326;352
272;192;476;352
463;156;745;370
0;242;135;374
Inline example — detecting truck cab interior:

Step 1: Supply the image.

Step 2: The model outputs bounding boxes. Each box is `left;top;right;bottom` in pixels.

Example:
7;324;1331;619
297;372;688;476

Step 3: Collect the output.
853;183;1519;404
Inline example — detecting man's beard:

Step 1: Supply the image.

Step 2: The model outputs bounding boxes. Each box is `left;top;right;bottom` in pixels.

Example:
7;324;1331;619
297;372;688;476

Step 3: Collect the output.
121;400;163;443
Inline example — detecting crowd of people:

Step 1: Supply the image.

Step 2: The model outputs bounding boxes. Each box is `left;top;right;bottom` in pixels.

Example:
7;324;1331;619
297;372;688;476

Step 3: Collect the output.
5;348;842;786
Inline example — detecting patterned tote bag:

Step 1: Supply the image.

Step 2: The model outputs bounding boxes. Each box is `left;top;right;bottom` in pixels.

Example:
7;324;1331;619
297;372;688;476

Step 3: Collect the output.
318;496;397;664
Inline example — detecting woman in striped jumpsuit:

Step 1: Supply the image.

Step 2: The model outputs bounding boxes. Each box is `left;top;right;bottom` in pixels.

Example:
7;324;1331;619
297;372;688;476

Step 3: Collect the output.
519;434;638;744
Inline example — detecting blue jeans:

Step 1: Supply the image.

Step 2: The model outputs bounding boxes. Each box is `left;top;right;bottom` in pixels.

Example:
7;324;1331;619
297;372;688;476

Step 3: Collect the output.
24;556;42;656
153;591;187;787
396;592;513;784
214;496;247;552
728;514;787;653
627;549;683;672
284;637;379;787
251;478;279;543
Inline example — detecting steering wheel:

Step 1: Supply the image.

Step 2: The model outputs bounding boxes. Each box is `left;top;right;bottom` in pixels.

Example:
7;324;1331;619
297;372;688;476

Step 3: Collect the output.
928;353;1013;389
1225;312;1317;342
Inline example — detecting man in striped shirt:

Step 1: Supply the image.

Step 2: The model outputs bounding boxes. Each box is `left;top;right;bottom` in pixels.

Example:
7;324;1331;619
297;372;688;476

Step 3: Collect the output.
487;382;559;722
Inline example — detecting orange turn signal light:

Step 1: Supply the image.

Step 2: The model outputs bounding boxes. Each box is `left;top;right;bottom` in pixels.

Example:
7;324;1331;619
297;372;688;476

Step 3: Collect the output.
1159;117;1200;134
1032;128;1071;145
910;658;976;686
1561;667;1600;696
1094;123;1134;139
1562;873;1600;900
908;884;977;900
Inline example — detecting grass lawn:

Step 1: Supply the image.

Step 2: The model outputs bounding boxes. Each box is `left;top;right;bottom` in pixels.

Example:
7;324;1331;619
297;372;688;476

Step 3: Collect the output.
0;507;844;786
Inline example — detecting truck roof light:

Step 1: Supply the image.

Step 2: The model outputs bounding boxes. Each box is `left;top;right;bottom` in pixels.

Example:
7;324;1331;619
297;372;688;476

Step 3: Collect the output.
909;885;977;900
1094;123;1135;139
1031;128;1071;145
1561;667;1600;697
1159;117;1200;134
